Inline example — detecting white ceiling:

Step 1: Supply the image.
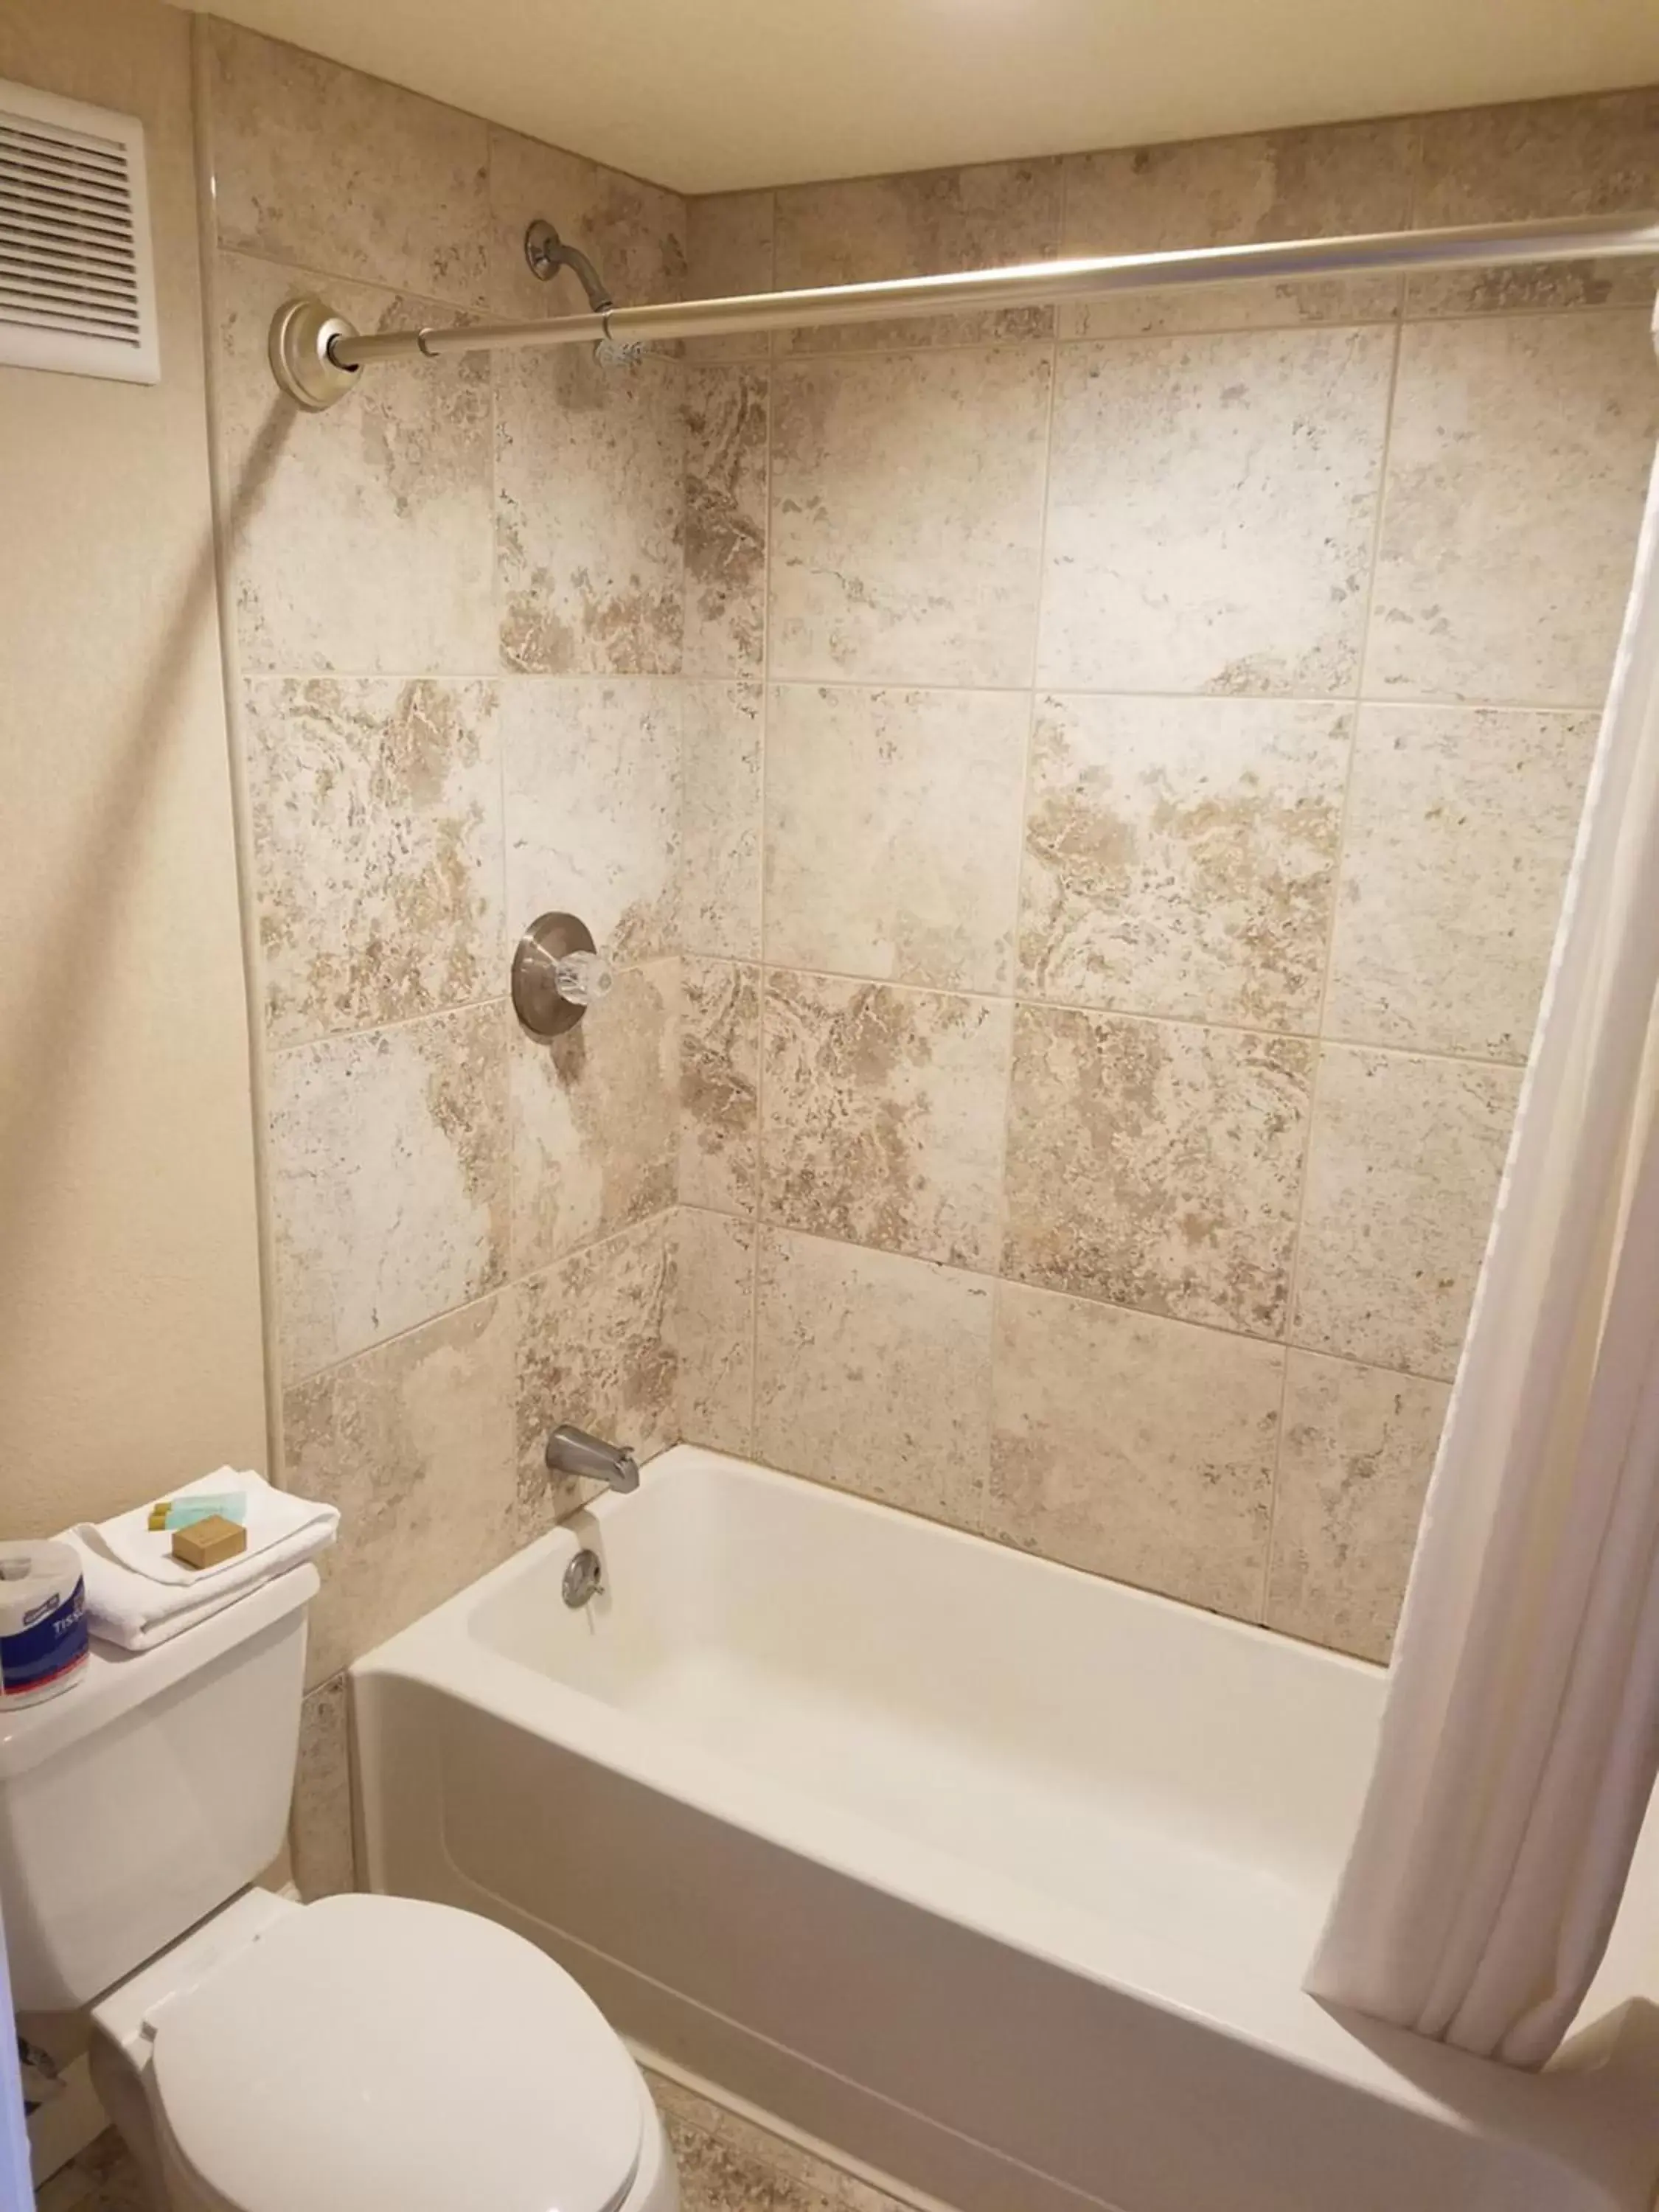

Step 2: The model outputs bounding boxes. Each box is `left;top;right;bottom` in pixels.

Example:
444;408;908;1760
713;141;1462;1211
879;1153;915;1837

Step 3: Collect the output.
191;0;1659;195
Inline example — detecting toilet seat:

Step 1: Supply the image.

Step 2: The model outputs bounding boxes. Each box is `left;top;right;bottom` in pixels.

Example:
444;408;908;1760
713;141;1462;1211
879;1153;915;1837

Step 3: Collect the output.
147;1893;644;2212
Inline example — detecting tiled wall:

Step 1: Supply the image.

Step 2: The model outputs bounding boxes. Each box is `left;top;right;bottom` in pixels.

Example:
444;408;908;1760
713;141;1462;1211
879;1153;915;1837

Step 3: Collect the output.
196;19;694;1891
672;93;1659;1664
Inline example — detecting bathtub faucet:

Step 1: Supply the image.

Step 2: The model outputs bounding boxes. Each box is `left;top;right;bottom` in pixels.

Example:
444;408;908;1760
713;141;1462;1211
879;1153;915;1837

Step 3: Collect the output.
546;1422;640;1493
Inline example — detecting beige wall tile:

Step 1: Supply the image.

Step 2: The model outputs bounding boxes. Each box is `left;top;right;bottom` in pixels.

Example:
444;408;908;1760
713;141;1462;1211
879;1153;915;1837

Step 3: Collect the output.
511;961;677;1273
284;1290;518;1684
685;189;775;362
1061;119;1411;338
244;678;503;1049
762;972;1012;1271
486;125;685;323
684;366;768;677
770;346;1051;684
989;1283;1281;1615
1326;705;1597;1060
503;678;680;964
1004;1006;1313;1336
681;682;762;960
216;252;495;678
682;959;759;1215
765;684;1028;991
515;1215;678;1529
1039;327;1393;694
673;1207;756;1455
291;1674;355;1899
1366;311;1658;706
773;159;1062;352
206;19;490;308
268;1002;509;1381
1267;1350;1449;1660
1292;1046;1520;1378
1019;695;1349;1027
755;1229;993;1520
1409;91;1659;318
496;346;684;675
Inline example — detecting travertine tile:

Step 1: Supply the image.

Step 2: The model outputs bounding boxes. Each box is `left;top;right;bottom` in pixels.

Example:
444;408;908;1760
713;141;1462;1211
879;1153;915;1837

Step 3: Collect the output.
673;1208;756;1455
773;159;1062;352
1003;1006;1313;1337
1039;327;1393;694
685;189;775;362
684;365;768;677
291;1673;355;1900
1060;119;1411;338
1019;695;1349;1027
989;1283;1281;1616
1326;705;1596;1060
206;19;490;307
755;1229;993;1521
652;2068;914;2212
268;1001;509;1380
766;684;1028;991
762;972;1012;1271
1366;312;1658;707
284;1290;518;1685
1292;1046;1520;1378
244;677;504;1048
681;959;759;1215
771;346;1051;684
681;682;762;961
485;125;686;323
1409;91;1659;317
35;2130;146;2212
515;1215;678;1531
512;961;677;1273
503;678;680;965
215;251;495;677
496;344;684;675
1267;1351;1450;1661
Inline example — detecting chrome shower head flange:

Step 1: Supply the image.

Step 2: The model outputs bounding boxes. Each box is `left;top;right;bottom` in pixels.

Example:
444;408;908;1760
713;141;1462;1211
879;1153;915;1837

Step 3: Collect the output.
268;295;361;411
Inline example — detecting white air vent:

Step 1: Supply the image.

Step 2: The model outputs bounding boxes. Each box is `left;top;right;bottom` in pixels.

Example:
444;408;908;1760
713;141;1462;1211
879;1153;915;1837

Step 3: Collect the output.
0;78;159;384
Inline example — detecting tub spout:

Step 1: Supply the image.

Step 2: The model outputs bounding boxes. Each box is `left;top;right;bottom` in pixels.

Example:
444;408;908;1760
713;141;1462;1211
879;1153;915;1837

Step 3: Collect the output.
546;1422;640;1493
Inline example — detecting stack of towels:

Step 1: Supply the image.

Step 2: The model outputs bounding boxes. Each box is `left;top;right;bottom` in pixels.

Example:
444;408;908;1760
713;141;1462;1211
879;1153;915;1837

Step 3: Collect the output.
62;1468;338;1652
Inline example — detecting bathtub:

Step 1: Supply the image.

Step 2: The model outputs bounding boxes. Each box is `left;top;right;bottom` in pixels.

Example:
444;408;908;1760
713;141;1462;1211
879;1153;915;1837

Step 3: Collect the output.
351;1445;1659;2212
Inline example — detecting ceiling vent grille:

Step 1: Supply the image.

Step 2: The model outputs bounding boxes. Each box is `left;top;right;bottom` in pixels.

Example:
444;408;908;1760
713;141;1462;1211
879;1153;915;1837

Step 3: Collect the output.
0;77;159;384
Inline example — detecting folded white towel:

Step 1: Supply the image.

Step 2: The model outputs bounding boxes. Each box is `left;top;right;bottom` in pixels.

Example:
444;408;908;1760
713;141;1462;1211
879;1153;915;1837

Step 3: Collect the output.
61;1467;338;1652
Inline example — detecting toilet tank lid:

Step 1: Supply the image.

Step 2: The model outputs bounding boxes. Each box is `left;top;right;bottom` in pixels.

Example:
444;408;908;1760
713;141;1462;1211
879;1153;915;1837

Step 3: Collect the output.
150;1893;644;2212
0;1565;319;1781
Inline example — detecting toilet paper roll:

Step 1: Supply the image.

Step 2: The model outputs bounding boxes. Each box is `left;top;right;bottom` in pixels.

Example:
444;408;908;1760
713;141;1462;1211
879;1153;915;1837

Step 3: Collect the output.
0;1540;88;1708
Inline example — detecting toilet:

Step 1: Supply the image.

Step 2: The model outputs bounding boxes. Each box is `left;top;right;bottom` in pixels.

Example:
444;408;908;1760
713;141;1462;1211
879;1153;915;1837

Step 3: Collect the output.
0;1563;676;2211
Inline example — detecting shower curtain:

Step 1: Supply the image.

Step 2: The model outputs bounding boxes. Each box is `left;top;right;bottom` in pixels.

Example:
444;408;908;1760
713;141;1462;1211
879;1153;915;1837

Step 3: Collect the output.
1306;417;1659;2070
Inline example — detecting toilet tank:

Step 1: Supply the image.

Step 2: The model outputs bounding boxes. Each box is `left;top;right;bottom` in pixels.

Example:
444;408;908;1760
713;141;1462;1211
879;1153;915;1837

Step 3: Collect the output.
0;1565;317;2012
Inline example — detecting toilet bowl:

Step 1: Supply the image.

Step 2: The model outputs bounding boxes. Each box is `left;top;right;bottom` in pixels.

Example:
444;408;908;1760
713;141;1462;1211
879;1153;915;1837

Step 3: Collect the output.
89;1887;676;2212
0;1565;675;2211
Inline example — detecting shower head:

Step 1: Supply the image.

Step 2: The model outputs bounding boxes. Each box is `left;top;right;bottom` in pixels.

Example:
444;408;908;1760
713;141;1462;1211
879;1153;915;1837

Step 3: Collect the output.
524;218;613;313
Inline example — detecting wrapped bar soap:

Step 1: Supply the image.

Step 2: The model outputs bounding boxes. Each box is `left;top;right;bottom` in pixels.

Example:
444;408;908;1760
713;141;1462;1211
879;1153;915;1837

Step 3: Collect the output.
170;1516;248;1571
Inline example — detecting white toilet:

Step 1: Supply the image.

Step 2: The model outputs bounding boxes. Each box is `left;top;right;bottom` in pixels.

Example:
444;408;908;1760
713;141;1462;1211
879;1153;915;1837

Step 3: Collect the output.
0;1563;676;2211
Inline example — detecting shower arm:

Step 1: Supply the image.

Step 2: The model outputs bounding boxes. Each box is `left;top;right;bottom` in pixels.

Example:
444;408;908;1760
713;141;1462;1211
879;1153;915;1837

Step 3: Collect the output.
268;211;1659;411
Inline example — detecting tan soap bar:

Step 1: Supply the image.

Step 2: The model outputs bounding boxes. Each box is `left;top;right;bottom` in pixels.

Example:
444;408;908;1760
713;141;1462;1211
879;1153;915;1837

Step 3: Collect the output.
171;1515;248;1571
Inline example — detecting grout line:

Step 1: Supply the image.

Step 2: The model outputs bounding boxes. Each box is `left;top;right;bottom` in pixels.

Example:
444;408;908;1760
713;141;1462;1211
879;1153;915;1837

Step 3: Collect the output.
746;261;776;1453
1259;306;1408;1629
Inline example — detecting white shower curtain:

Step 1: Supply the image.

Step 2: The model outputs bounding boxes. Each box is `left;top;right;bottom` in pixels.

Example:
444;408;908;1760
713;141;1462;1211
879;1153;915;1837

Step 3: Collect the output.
1306;413;1659;2070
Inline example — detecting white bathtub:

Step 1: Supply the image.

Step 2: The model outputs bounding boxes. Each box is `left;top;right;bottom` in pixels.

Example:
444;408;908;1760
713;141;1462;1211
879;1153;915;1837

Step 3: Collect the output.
351;1445;1659;2212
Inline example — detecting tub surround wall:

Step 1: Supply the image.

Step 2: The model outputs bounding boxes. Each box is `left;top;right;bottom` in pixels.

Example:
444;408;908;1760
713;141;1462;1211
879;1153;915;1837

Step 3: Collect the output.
196;18;691;1888
672;93;1659;1664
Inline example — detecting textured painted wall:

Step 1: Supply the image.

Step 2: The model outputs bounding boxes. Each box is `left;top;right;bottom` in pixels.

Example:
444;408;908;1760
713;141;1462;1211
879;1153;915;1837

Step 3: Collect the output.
672;92;1659;1663
196;18;695;1890
0;0;268;1536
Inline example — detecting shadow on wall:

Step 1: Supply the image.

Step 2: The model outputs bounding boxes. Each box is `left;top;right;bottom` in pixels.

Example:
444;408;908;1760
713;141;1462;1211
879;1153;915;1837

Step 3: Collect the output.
0;405;296;1367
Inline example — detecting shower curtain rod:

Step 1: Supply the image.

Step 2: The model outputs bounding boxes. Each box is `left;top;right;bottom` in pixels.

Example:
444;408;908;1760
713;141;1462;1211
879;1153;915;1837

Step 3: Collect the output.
269;211;1659;410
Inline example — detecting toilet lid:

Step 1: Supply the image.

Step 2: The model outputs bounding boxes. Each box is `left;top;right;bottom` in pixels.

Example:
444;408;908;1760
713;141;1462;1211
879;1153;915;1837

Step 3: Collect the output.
150;1894;644;2212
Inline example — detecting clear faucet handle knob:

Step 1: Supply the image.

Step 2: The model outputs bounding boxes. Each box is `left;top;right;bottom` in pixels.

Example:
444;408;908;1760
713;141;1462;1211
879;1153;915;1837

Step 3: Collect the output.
552;950;614;1008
